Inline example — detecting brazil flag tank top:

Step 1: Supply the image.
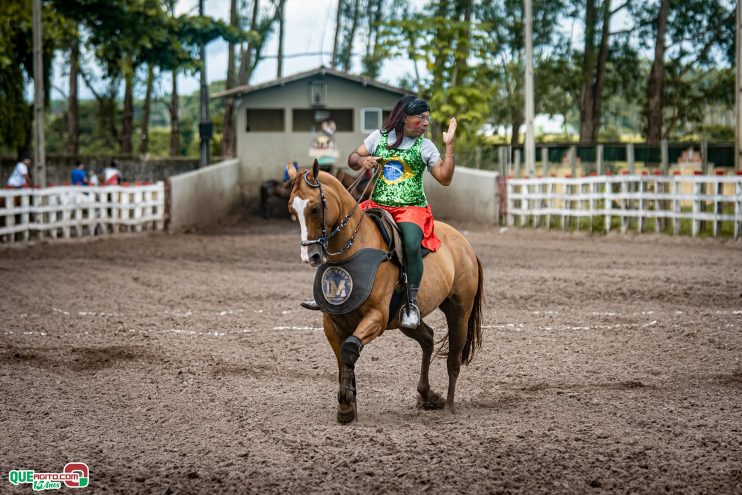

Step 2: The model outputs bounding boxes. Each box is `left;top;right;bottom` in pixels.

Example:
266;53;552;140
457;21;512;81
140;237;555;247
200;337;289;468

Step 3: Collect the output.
371;132;428;207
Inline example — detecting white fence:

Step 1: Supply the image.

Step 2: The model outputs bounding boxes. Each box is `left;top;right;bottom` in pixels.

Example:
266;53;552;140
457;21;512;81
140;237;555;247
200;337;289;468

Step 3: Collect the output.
1;183;165;243
507;173;742;238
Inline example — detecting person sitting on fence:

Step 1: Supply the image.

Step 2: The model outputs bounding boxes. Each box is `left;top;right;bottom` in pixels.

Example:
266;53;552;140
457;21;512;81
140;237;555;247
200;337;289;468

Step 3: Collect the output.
7;158;31;188
103;161;122;185
71;161;89;186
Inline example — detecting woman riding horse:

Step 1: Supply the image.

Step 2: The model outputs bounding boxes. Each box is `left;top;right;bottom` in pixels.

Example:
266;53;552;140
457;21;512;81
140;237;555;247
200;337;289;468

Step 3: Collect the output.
302;95;457;330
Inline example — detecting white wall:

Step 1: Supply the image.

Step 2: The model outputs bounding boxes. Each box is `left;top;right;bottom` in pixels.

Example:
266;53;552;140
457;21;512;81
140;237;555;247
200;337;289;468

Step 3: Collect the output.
424;167;500;225
167;159;241;232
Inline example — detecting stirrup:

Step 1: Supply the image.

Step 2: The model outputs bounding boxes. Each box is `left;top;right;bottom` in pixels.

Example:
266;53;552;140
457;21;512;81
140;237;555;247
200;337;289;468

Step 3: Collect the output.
399;303;420;329
300;298;321;311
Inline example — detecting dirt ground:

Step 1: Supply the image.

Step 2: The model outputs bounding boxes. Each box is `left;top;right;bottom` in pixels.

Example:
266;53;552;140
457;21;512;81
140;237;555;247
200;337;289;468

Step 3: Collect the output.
1;217;741;494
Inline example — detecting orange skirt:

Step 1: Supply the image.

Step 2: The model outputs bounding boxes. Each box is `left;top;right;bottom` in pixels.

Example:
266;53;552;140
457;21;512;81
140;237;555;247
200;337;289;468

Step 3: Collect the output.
360;200;441;252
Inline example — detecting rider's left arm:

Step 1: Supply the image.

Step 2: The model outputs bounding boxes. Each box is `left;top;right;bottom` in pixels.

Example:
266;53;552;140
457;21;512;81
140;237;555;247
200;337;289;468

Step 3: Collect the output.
430;117;457;186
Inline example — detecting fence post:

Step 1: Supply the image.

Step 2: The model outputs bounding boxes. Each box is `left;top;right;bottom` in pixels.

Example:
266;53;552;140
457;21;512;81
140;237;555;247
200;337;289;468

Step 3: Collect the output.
596;144;603;176
533;178;541;228
541;146;548;177
21;190;30;242
654;172;662;233
736;175;741;240
620;175;629;233
661;139;669;175
604;176;612;233
673;174;680;235
506;180;514;227
589;175;596;233
5;192;16;243
561;177;569;231
576;178;583;231
692;177;701;237
475;146;482;169
638;175;646;233
626;143;635;174
714;171;723;237
546;178;554;230
50;192;59;240
520;179;528;227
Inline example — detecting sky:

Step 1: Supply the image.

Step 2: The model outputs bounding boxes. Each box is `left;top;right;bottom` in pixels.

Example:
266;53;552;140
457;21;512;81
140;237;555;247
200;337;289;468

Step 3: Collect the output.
51;0;425;101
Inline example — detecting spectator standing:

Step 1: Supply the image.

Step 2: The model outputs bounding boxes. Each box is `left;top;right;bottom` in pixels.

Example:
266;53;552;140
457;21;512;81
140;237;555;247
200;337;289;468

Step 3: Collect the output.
103;161;122;185
7;158;31;188
71;161;88;186
88;169;100;186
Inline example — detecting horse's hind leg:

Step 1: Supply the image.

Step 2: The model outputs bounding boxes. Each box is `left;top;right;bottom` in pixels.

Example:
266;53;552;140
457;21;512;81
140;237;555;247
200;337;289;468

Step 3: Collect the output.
399;322;445;410
439;300;472;414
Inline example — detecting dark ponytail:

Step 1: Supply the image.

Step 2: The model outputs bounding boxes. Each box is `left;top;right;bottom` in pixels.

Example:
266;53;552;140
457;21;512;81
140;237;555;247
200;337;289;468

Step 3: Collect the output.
381;96;430;149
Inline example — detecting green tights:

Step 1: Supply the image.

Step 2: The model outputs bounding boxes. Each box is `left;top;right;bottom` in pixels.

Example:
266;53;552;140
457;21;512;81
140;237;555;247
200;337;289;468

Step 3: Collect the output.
398;222;424;290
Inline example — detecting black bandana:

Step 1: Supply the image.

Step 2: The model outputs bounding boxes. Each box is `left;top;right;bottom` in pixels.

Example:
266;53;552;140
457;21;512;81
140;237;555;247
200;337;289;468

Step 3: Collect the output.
404;97;430;116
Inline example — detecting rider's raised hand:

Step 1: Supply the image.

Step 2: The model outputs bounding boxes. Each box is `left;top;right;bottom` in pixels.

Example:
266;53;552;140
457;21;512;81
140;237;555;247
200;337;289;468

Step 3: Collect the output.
443;117;457;145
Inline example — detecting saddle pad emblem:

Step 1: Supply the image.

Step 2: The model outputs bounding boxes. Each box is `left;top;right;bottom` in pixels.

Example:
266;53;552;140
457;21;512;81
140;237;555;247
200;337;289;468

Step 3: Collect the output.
321;267;353;305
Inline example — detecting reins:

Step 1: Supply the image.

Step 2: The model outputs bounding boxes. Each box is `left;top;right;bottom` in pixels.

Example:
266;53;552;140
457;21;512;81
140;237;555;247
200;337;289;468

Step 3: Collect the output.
300;164;381;257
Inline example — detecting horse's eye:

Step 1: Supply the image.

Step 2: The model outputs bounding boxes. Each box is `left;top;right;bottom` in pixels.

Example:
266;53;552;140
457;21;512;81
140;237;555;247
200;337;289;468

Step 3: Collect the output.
311;205;320;215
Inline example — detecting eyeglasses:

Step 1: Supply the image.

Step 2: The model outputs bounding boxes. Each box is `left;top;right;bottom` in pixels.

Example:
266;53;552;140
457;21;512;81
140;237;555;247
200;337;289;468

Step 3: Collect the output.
414;114;431;122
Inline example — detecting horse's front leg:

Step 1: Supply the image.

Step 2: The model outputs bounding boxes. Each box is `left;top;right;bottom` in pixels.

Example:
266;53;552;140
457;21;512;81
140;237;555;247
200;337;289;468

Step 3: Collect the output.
324;310;385;424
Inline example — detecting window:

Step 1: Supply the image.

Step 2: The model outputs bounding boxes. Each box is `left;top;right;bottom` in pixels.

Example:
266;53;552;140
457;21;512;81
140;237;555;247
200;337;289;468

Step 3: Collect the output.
292;109;354;132
361;108;382;133
245;109;284;132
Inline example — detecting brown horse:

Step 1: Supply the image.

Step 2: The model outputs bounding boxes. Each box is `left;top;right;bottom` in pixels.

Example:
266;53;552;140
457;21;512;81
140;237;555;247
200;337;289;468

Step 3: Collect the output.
287;161;483;423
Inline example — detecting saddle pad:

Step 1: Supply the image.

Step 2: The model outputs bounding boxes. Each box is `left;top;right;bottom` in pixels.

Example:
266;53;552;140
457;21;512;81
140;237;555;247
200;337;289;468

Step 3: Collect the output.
313;248;390;315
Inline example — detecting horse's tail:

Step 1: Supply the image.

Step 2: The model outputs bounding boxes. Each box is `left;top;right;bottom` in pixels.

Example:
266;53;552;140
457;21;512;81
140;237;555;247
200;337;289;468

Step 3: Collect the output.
461;256;484;365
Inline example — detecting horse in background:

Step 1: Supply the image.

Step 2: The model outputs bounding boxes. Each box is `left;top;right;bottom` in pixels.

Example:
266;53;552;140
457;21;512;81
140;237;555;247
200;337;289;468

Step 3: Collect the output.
261;164;373;219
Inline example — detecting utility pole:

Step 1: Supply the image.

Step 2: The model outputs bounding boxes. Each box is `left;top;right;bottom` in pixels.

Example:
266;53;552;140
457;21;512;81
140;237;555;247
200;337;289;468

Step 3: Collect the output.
198;0;212;168
736;0;741;170
32;0;46;186
523;0;535;176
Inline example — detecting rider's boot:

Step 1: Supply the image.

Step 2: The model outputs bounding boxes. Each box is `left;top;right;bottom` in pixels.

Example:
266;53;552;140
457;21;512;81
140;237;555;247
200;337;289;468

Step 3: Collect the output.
300;297;321;311
399;287;420;329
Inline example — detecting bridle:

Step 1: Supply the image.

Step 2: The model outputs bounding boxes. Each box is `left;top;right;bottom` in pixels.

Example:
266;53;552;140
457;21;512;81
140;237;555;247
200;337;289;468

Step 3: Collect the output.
298;167;376;257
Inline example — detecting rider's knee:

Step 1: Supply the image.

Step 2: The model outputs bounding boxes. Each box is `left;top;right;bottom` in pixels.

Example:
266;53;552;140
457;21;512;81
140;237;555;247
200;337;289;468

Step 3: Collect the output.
403;235;421;256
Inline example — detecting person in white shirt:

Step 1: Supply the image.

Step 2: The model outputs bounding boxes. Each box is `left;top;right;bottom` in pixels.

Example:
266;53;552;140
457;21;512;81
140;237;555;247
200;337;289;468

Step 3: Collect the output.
88;169;100;186
102;161;122;185
7;158;31;188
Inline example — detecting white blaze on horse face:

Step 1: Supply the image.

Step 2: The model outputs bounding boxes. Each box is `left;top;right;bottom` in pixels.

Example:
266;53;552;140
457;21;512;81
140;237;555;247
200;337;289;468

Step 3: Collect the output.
292;196;311;262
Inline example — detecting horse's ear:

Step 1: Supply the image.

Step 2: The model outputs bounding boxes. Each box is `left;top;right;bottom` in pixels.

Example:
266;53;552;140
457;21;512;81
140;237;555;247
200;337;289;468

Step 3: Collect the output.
312;159;319;181
287;161;297;181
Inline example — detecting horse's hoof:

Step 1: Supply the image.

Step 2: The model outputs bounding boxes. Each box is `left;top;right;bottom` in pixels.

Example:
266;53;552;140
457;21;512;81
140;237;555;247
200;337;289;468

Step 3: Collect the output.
417;391;446;410
337;402;356;424
444;402;457;415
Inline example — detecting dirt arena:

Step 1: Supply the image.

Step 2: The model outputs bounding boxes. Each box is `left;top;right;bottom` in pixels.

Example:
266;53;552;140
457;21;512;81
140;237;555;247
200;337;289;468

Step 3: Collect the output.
1;217;741;494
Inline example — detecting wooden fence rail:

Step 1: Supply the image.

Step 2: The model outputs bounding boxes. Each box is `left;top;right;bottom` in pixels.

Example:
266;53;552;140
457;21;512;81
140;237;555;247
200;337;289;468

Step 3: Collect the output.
1;182;165;243
506;173;742;239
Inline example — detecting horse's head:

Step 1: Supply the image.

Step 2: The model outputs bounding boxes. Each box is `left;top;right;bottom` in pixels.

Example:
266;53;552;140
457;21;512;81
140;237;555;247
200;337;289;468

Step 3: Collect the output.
287;160;348;267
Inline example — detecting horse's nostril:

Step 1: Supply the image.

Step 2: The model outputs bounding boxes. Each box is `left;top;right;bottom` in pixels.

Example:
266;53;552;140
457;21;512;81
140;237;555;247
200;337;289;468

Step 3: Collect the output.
310;253;321;264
